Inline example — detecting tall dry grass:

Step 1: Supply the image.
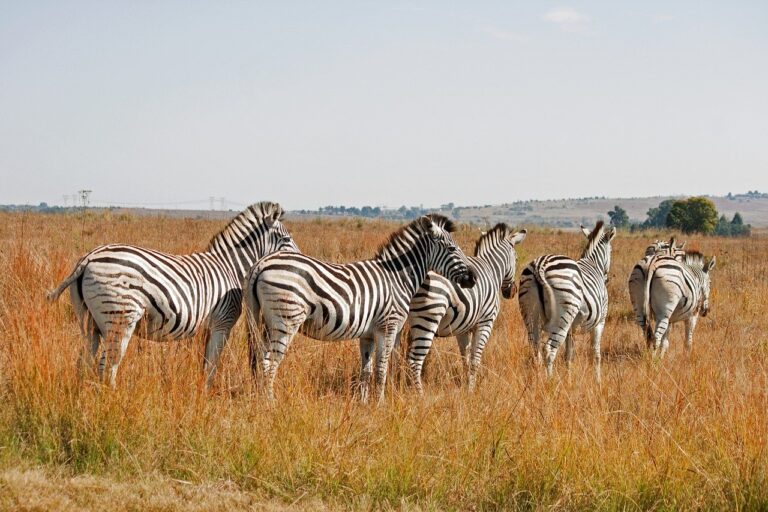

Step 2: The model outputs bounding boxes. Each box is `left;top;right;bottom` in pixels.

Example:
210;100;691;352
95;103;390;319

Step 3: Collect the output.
0;210;766;510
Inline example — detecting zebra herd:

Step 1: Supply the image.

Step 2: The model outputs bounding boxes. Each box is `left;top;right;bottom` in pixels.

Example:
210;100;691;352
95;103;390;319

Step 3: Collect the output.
48;201;716;402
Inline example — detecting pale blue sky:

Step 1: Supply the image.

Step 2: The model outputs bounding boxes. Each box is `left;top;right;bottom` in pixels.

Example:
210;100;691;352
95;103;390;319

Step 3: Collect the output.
1;1;766;210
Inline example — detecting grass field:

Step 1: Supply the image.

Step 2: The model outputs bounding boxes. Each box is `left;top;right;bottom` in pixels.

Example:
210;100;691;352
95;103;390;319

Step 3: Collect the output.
0;211;766;511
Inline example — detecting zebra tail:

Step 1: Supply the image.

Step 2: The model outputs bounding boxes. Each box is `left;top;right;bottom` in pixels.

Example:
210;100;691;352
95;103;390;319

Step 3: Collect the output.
642;257;657;342
534;262;558;333
243;270;262;336
46;257;89;302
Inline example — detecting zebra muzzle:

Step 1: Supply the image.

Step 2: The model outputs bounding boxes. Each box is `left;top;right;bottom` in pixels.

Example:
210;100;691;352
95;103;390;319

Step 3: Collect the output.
502;282;517;299
458;269;477;289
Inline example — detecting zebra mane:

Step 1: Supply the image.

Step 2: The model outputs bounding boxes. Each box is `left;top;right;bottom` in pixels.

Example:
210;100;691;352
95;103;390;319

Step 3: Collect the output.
580;220;605;259
683;250;706;268
474;223;509;256
206;201;284;251
375;214;455;258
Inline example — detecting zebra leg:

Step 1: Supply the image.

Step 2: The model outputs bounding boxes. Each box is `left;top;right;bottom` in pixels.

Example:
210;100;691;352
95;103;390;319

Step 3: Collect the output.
359;337;375;404
652;315;671;360
263;321;302;401
457;332;472;377
203;328;231;388
467;324;493;392
543;309;578;378
591;321;605;383
374;326;399;405
71;284;101;375
684;316;698;353
660;334;670;359
98;319;138;388
564;331;575;369
77;314;102;375
407;325;439;396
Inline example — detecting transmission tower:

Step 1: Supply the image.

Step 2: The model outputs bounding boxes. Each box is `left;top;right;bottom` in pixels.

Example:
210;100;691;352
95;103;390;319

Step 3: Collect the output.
78;190;92;209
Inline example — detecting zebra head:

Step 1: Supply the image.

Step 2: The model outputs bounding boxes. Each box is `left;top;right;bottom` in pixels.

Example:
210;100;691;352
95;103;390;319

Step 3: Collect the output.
700;255;716;317
665;237;687;260
580;221;617;278
419;215;476;289
475;224;527;298
644;240;666;257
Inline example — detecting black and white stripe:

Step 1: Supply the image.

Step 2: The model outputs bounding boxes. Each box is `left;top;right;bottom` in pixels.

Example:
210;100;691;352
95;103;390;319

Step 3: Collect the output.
243;215;477;404
628;240;686;332
518;221;616;381
47;202;298;386
406;224;526;393
643;242;715;357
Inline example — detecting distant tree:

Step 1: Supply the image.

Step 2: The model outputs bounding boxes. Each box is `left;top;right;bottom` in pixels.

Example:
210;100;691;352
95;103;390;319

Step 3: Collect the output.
730;212;751;236
607;205;629;228
643;199;676;228
715;214;731;236
666;197;719;234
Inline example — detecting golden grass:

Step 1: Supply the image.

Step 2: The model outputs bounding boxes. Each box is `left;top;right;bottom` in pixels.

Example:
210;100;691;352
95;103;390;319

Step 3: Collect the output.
0;211;766;510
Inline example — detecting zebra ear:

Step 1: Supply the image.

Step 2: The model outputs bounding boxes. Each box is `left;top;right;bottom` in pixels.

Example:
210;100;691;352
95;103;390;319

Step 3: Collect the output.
605;226;617;240
705;256;716;273
580;225;591;237
418;216;442;239
265;206;283;227
678;241;686;250
508;229;527;246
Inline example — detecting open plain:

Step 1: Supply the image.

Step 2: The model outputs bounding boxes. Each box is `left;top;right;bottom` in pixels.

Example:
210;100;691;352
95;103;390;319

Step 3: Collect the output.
0;211;766;510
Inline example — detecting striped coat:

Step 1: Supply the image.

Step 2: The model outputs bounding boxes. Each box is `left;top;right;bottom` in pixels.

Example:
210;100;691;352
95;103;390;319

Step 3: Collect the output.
47;202;298;386
643;244;715;357
518;222;616;381
628;239;685;332
406;224;526;393
243;215;477;403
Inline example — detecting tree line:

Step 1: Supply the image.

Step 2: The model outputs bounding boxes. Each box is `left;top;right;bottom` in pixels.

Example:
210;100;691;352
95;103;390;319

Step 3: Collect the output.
607;197;751;236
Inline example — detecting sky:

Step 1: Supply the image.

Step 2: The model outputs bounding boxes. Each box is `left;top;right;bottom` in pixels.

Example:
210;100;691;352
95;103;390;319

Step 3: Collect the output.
1;1;766;211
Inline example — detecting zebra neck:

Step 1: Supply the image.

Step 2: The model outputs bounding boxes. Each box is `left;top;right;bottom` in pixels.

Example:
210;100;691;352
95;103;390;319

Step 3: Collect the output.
208;243;258;283
578;252;607;278
376;246;429;295
476;244;510;286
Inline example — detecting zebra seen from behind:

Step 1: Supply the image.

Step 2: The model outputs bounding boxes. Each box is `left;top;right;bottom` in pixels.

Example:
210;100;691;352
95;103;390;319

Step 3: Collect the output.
47;201;299;387
244;214;477;404
628;239;686;333
643;240;715;358
406;224;527;394
518;221;616;382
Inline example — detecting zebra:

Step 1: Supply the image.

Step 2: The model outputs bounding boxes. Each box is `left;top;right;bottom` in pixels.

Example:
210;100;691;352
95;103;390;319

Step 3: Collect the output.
243;214;477;404
47;201;299;387
643;240;715;358
405;224;527;394
517;221;616;382
628;239;686;332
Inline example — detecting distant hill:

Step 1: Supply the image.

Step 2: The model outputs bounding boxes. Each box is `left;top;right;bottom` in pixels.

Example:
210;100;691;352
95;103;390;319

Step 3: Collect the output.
444;193;768;229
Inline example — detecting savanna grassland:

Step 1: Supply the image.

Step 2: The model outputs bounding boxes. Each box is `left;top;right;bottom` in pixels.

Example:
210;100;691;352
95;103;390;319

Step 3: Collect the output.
0;211;766;511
